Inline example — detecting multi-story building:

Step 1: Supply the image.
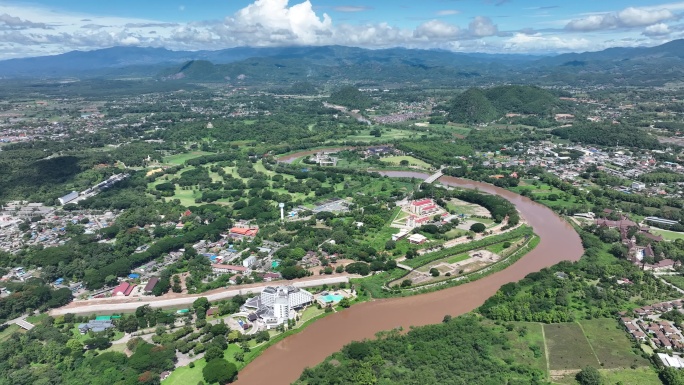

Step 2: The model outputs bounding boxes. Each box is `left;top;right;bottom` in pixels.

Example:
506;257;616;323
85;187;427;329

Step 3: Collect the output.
248;286;314;328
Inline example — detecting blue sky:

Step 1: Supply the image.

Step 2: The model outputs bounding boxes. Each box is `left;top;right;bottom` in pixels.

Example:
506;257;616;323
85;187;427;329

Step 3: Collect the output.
0;0;682;59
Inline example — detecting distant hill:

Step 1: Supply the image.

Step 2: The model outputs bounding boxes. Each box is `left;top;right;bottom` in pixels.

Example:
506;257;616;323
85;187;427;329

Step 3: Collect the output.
448;85;559;124
0;39;683;86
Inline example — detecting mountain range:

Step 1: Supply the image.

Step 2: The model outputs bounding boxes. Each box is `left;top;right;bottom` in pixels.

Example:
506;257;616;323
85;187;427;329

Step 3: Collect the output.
1;40;683;86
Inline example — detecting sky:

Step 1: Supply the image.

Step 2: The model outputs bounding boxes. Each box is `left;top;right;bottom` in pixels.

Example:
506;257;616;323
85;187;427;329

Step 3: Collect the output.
0;0;683;59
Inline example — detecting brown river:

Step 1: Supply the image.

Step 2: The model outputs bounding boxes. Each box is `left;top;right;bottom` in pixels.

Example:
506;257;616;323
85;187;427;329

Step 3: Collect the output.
235;166;584;385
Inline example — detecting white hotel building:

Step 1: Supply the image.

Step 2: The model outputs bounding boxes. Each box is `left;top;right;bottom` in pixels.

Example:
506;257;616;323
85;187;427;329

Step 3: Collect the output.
245;286;314;329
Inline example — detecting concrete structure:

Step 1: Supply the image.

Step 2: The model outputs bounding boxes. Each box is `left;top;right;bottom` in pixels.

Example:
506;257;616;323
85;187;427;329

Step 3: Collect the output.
392;229;410;241
242;255;257;268
659;353;684;368
58;191;79;206
408;233;428;244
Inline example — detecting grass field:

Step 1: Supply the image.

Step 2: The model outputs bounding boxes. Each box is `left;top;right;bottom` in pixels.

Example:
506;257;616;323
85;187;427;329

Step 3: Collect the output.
544;323;599;370
380;155;432;169
0;324;20;342
501;322;547;374
662;275;684;290
554;367;662;385
164;151;213;165
650;228;684;241
344;128;425;141
579;318;648;369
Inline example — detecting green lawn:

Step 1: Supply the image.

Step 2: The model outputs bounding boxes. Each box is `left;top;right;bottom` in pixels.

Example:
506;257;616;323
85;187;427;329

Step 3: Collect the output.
578;318;648;369
164;151;213;165
163;359;206;385
650;228;684;241
380;155;432;169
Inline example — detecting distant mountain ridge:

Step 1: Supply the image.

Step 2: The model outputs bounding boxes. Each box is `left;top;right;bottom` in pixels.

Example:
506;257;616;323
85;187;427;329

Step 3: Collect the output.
0;40;683;86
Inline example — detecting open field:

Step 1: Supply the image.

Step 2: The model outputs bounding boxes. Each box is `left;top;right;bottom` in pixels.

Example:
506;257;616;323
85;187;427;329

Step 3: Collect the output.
579;318;648;369
343;128;426;141
544;323;599;370
164;151;213;165
380;155;431;169
553;367;662;385
650;228;684;241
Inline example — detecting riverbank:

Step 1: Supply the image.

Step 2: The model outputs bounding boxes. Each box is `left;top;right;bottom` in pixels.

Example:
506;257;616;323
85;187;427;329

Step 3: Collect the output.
231;167;583;385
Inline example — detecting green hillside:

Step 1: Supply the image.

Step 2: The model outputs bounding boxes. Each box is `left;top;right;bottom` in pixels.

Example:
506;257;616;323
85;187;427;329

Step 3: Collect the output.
448;88;497;124
448;85;560;124
328;86;373;110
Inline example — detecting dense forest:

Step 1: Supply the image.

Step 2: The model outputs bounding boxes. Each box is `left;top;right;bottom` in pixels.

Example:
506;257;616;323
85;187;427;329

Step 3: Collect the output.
296;315;546;385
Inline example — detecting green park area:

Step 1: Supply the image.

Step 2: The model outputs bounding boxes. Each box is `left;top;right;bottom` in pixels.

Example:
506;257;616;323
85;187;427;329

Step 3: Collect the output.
164;151;213;165
343;127;429;142
380;155;432;169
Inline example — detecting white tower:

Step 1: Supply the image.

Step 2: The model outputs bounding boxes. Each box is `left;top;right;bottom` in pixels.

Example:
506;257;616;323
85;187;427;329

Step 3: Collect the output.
279;202;285;222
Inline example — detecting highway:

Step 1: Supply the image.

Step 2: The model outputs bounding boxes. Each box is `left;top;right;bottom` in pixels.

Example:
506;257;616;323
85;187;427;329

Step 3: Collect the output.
49;275;352;316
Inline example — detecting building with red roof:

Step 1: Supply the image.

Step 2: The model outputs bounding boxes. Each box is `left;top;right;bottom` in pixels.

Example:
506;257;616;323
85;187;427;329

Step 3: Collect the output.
212;264;249;274
112;282;136;296
229;227;259;238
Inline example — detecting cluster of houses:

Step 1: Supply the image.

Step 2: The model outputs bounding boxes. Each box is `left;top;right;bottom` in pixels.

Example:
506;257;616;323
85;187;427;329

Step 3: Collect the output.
622;300;684;351
594;212;676;270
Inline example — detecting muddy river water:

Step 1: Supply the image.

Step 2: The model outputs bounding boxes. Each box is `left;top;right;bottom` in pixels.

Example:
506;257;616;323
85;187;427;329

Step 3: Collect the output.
234;166;583;385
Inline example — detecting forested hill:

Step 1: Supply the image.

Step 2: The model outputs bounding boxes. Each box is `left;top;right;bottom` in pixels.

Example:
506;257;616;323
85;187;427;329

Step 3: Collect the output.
328;86;373;110
448;85;562;124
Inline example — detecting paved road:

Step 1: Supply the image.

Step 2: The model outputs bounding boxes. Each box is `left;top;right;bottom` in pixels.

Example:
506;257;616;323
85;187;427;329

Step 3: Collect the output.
50;276;352;316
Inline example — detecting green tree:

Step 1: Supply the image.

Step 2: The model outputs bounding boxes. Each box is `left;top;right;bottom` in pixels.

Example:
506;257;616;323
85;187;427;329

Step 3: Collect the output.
203;358;237;385
576;366;602;385
470;223;486;233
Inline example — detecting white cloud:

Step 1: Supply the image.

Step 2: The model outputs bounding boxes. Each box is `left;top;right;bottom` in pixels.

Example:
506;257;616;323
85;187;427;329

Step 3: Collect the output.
504;32;593;52
468;16;498;37
0;0;680;59
643;23;671;36
436;10;460;16
0;13;48;29
224;0;333;45
566;5;677;31
414;20;460;39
